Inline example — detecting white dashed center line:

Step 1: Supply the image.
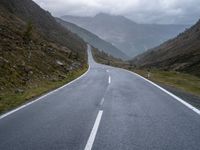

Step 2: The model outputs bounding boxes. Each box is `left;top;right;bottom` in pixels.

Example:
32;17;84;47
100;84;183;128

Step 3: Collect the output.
84;110;103;150
108;76;111;84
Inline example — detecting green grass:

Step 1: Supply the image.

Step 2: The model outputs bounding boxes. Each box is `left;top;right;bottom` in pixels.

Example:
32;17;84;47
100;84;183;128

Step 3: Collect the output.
0;66;88;114
133;69;200;97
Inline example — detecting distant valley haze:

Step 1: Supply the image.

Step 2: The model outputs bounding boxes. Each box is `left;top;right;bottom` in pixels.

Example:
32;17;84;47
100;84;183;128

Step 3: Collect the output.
61;13;188;57
34;0;200;25
33;0;199;58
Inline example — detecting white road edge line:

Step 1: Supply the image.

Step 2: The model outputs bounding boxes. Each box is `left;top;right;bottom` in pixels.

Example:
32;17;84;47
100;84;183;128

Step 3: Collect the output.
0;65;90;120
84;110;103;150
108;76;111;84
100;98;105;106
122;69;200;115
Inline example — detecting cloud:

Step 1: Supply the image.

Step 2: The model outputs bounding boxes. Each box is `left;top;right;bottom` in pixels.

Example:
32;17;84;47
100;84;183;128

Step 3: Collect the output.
33;0;200;24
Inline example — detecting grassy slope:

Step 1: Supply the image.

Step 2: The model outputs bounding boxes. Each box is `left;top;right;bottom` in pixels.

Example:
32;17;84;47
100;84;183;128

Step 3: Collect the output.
0;2;88;114
0;67;87;113
131;19;200;77
133;69;200;97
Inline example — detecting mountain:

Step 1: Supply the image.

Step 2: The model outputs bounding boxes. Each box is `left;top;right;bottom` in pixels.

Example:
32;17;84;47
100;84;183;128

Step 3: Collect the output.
61;13;188;57
131;19;200;76
56;18;128;59
0;0;88;112
1;0;87;56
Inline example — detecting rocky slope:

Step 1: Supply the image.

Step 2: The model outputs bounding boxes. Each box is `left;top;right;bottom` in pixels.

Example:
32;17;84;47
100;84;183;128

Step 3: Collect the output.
0;0;87;112
131;19;200;76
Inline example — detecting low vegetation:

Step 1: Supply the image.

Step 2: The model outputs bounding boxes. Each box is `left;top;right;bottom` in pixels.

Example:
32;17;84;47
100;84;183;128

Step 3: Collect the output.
133;69;200;97
92;47;130;68
0;66;87;113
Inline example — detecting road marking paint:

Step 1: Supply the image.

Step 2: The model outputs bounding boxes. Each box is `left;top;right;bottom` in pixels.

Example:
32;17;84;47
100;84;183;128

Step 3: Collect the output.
106;69;109;73
84;110;103;150
100;98;105;106
122;69;200;116
108;76;111;84
0;65;91;120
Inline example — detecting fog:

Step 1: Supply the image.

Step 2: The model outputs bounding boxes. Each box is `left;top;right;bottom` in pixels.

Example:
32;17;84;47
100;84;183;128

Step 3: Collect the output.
34;0;200;24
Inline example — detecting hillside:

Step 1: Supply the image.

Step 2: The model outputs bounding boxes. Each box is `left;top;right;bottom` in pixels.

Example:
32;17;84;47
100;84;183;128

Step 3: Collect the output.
61;13;187;57
131;19;200;76
1;0;86;55
0;0;87;113
56;18;128;60
91;47;130;69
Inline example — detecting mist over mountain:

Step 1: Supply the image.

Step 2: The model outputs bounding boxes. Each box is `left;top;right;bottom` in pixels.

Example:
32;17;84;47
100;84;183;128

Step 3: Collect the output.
61;13;188;57
131;19;200;76
56;18;128;59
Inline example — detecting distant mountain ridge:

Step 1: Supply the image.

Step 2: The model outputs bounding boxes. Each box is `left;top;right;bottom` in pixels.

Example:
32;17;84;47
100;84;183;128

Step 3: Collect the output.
131;19;200;76
61;13;188;57
56;18;128;59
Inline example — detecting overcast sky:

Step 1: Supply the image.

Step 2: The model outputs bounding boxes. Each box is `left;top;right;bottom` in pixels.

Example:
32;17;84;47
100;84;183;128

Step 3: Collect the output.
33;0;200;24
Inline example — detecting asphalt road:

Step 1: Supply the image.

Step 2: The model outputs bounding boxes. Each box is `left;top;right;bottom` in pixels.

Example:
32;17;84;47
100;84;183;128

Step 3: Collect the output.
0;45;200;150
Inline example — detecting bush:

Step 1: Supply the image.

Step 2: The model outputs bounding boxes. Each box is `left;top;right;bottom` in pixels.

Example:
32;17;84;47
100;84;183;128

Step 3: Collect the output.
23;21;33;42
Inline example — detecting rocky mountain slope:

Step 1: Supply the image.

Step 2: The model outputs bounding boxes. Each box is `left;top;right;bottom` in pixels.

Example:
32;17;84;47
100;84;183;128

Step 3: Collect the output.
61;13;188;57
56;18;128;59
1;0;86;55
0;0;87;112
131;19;200;76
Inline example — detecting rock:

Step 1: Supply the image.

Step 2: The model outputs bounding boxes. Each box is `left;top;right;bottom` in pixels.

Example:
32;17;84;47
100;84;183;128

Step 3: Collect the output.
72;62;81;69
0;56;9;63
68;66;73;71
48;48;53;51
15;88;24;94
23;66;32;74
56;60;64;66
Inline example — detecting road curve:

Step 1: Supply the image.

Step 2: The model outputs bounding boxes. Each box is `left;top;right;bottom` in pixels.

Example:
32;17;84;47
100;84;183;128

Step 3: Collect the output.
0;45;199;150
